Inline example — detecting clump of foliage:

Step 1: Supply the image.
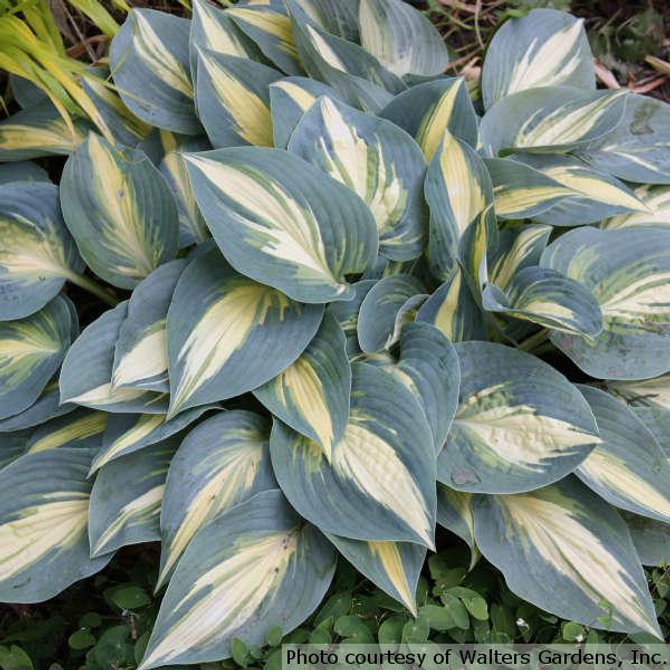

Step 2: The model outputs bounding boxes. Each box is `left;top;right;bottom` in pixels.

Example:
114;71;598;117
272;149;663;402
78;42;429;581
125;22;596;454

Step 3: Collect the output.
1;0;670;667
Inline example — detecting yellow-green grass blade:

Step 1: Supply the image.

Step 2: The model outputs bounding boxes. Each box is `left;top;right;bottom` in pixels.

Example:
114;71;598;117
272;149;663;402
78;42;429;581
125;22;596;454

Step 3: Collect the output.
481;9;594;110
380;77;478;161
25;408;106;454
438;341;599;494
60;301;169;414
0;447;111;602
110;9;201;135
113;260;186;394
61;133;179;290
482;266;603;338
480;87;627;157
166;245;323;416
584;94;670;185
195;50;281;149
474;477;661;637
0;181;84;320
157;410;276;589
254;313;350;462
270;362;436;547
288;95;428;261
0;295;76;420
541;227;670;379
139;490;336;669
89;437;178;557
185;147;378;304
326;533;425;614
576;386;670;525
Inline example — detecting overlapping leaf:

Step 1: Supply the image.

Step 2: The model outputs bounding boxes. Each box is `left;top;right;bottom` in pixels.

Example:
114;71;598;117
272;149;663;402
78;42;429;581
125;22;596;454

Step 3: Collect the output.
25;408;106;454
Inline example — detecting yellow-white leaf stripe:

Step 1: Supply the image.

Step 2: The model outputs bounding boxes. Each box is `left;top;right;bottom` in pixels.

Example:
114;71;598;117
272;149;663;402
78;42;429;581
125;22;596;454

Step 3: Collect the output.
227;7;298;58
92;484;164;555
193;0;252;58
490;226;552;289
456;383;600;468
113;325;168;388
141;530;298;668
605;185;670;228
0;493;89;583
506;20;584;95
432;269;464;341
516;91;625;148
170;282;290;416
198;52;273;147
501;489;657;634
86;134;162;278
0;119;86;154
304;24;346;71
416;80;465;162
27;412;107;453
317;97;406;237
271;80;318;112
184;155;340;289
492;184;572;217
600;272;670;322
369;541;415;614
65;382;151;408
607;375;670;410
333;423;434;548
134;11;193;97
157;427;266;588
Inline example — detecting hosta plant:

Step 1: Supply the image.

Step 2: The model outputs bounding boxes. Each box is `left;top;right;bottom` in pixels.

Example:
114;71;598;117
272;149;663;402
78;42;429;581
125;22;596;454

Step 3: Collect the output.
1;0;670;666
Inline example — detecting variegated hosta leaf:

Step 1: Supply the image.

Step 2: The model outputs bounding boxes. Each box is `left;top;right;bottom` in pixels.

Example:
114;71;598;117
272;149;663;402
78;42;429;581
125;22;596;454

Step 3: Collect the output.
474;477;661;637
416;267;487;343
60;302;169;414
0;105;90;161
25;408;106;454
513;154;648;225
357;275;425;353
270;362;436;547
480;87;627;158
157;410;276;589
153;130;211;247
633;406;670;457
227;4;304;76
438;341;599;494
584;94;670;185
110;9;200;134
604;185;670;230
605;375;670;411
0;430;29;470
576;386;670;525
486;158;574;220
185;148;378;303
91;405;214;474
482;266;603;338
0;296;76;420
625;513;670;567
0;378;74;433
269;77;340;149
288;96;428;261
327;279;376;357
481;9;594;110
61;133;179;290
113;260;186;393
541;227;670;380
0;181;84;320
326;533;425;613
425;131;496;285
488;224;552;290
189;0;261;78
0;161;49;185
89;437;178;557
254;313;350;461
167;245;323;416
361;255;424;281
358;0;449;78
140;490;336;669
81;70;152;148
292;0;360;42
392;322;460;453
196;50;282;149
380;78;478;160
0;448;110;602
287;0;405;113
436;484;477;564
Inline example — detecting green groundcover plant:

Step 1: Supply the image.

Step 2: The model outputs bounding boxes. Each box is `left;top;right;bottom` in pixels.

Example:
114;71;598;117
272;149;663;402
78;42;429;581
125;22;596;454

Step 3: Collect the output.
1;0;670;666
